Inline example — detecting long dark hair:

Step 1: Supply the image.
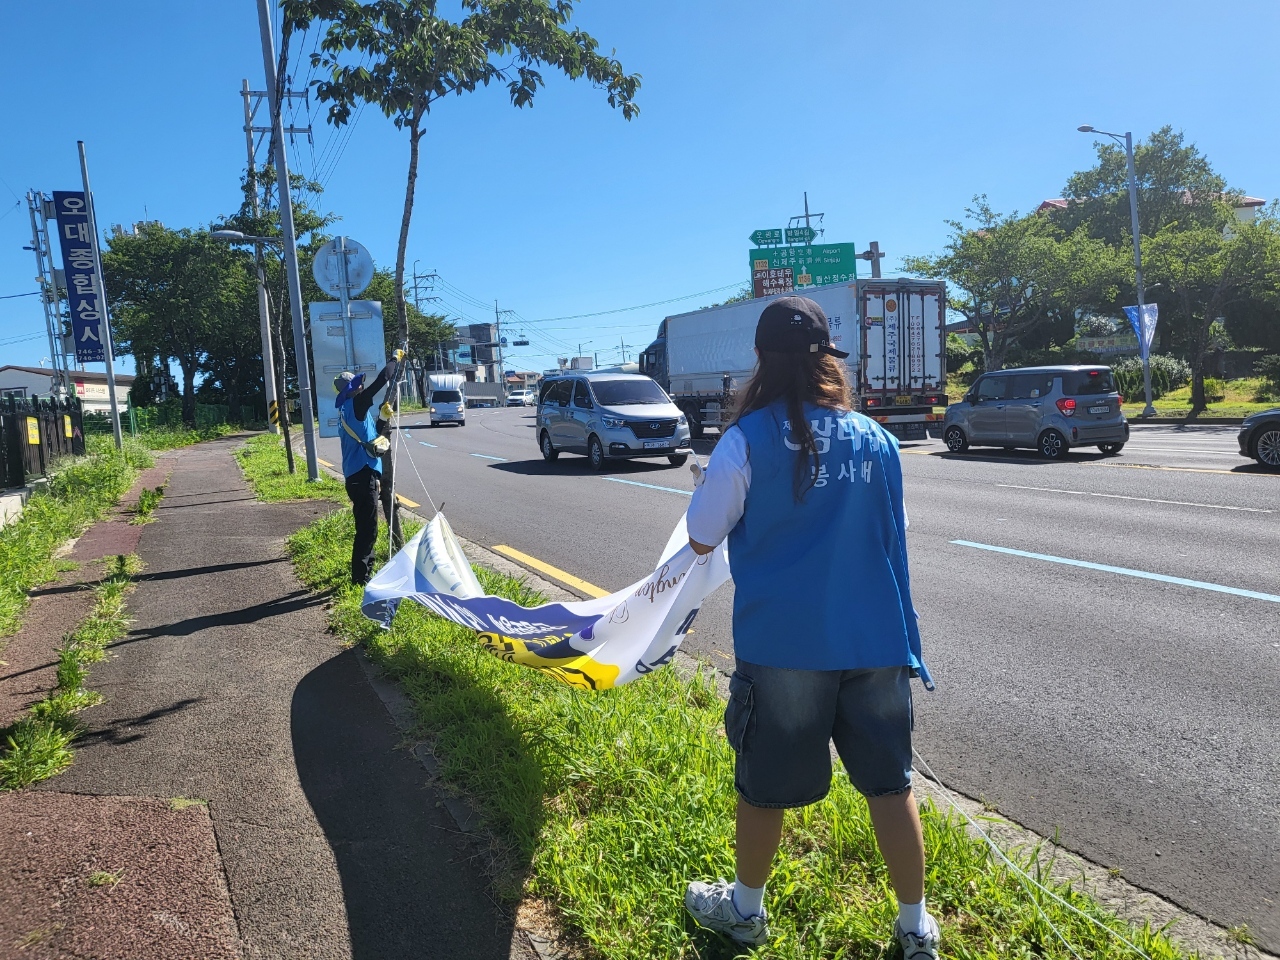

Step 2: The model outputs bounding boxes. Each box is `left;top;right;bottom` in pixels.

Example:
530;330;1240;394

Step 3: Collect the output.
733;351;853;500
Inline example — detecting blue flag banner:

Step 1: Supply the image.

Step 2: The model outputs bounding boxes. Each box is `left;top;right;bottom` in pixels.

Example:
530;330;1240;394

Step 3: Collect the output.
51;191;106;364
362;513;731;690
1122;303;1158;360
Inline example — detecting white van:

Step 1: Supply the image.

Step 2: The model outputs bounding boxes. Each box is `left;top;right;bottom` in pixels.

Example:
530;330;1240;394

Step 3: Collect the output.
428;374;467;427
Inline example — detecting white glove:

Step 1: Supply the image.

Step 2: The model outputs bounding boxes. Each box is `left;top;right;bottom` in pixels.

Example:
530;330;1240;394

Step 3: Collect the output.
689;458;705;488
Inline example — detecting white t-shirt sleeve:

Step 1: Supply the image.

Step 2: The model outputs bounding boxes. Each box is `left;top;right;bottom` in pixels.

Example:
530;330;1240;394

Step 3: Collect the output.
686;425;751;547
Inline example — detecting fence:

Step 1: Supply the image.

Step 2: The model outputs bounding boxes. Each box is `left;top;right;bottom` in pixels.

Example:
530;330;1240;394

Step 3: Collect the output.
1;395;86;489
79;402;265;437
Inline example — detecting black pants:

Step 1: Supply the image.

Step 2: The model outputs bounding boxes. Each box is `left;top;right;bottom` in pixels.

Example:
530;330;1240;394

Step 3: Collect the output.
378;450;403;550
345;466;381;585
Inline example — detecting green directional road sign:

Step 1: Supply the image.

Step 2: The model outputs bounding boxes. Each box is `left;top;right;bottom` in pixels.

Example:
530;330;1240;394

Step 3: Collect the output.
749;242;859;297
785;226;817;244
750;228;783;246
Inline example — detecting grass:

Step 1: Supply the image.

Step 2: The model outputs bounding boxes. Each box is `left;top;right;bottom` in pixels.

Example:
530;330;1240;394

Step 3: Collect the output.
235;435;345;502
0;555;138;791
129;485;165;525
86;869;124;888
1121;377;1275;418
169;796;207;811
234;436;1202;960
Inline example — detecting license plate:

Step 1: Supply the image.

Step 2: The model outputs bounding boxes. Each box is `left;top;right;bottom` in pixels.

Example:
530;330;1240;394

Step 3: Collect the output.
894;395;913;405
1088;404;1110;414
643;440;667;449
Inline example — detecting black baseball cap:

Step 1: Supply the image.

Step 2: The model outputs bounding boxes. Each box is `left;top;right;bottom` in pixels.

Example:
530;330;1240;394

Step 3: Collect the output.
755;295;849;359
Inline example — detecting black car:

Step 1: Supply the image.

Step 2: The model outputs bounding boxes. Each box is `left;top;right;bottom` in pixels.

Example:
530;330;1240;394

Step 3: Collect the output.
1238;408;1280;469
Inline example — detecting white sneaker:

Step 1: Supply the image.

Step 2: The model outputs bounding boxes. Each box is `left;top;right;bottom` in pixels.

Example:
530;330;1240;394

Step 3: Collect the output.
684;878;769;945
894;912;941;960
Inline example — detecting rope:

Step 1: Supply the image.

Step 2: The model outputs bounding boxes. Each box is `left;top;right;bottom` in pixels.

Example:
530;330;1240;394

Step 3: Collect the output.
911;747;1154;960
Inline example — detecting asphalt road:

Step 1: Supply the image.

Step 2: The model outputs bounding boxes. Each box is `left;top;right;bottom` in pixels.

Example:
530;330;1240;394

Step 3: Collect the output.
318;409;1280;948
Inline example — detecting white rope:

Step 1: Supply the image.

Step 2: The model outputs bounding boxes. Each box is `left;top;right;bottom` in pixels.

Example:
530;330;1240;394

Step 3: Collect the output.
911;747;1155;960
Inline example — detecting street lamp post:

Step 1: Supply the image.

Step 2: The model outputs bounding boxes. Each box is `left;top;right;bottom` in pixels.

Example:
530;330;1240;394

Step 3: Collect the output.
1078;125;1155;417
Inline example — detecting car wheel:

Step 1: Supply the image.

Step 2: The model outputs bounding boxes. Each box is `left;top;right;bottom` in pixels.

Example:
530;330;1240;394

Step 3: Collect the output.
1038;428;1068;459
1254;426;1280;469
458;421;466;428
540;431;559;461
944;425;969;452
588;435;607;472
1098;442;1124;455
667;454;688;467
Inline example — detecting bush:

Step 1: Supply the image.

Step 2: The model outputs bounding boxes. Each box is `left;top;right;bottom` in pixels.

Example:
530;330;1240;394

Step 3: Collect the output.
1111;354;1190;391
1202;377;1227;402
1113;364;1171;403
1256;355;1280;397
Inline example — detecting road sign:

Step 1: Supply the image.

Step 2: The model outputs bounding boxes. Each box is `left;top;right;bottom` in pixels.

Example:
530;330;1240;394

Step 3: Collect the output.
785;226;817;244
51;191;106;363
752;266;794;298
312;237;374;298
748;242;859;298
750;228;783;246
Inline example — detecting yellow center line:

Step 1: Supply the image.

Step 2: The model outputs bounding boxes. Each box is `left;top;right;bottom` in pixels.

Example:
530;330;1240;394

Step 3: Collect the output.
491;544;611;599
316;457;334;468
395;494;420;508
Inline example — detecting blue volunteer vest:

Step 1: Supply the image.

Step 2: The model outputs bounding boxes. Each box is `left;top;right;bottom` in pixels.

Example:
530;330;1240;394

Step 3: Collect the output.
728;403;931;685
338;396;383;478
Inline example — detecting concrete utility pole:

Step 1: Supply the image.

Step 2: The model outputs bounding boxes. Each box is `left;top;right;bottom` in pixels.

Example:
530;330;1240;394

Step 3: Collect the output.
858;240;885;279
77;142;123;450
240;78;279;434
494;300;513;397
256;0;319;480
790;191;825;238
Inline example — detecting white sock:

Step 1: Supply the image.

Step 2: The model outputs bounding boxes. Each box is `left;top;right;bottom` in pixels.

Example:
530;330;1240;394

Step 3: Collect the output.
732;876;766;919
897;897;927;936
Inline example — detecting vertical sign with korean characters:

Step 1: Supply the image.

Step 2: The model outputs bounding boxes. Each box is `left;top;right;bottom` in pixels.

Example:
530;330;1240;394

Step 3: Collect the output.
907;294;925;383
52;191;106;363
883;296;900;384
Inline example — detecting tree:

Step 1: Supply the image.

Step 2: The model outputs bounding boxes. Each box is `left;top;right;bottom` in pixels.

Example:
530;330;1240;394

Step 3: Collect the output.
903;197;1123;371
281;0;641;348
102;225;257;425
1143;207;1280;413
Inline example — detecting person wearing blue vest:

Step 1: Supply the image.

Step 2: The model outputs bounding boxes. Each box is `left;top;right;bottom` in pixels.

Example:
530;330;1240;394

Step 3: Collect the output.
334;351;403;585
682;296;939;958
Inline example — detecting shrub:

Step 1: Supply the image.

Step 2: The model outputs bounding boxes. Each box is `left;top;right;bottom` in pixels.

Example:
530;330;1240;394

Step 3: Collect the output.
1256;355;1280;396
1113;364;1171;403
1111;354;1190;391
1202;377;1227;402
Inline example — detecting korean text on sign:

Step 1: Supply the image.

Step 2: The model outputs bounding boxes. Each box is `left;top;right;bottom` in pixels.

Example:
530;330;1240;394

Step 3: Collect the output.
51;191;107;364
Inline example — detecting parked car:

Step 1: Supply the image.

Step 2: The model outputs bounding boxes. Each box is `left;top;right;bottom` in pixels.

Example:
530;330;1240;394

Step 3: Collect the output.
1238;407;1280;469
506;389;536;407
536;372;692;470
942;365;1128;459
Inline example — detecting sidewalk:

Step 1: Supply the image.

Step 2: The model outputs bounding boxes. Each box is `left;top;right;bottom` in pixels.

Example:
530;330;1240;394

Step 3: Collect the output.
4;435;535;959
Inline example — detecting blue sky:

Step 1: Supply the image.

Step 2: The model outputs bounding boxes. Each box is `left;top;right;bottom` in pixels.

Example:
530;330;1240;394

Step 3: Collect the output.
3;0;1278;374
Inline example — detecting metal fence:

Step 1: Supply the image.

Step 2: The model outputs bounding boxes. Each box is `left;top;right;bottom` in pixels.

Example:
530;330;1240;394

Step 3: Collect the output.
1;396;86;489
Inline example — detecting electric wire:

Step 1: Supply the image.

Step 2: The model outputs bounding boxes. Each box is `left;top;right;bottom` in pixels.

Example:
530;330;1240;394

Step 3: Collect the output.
0;291;40;300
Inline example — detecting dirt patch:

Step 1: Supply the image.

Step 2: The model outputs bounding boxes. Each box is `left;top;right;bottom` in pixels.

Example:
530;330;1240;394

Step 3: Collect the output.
0;791;239;959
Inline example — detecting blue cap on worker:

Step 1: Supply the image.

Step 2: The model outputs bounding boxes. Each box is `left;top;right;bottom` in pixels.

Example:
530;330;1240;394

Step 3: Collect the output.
334;371;365;406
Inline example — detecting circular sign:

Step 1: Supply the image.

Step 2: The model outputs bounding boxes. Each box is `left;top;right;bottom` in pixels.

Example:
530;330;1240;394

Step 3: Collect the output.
885;298;898;312
311;237;374;298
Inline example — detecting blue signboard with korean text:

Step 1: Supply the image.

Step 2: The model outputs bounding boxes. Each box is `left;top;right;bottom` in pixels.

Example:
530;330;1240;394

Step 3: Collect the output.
52;191;106;363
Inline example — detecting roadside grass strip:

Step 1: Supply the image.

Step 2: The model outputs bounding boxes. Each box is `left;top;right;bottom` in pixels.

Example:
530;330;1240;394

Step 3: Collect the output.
235;437;346;502
129;485;166;524
240;435;1198;959
0;554;140;790
952;540;1280;604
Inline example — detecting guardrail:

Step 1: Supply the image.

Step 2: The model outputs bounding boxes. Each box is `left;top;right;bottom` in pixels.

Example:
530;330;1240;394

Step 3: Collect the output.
1;396;86;489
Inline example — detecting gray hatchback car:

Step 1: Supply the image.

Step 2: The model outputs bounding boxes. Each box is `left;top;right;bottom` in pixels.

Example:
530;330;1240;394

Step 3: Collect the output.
943;365;1129;459
537;372;692;471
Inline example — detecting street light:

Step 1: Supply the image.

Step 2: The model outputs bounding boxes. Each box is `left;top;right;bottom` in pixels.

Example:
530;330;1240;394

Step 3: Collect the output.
1078;124;1156;417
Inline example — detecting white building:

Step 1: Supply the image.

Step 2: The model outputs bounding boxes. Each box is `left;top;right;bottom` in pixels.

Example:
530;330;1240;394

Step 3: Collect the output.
0;365;133;415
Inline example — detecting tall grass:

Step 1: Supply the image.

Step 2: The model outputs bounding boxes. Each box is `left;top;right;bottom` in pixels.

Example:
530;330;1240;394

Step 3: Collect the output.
234;436;1200;959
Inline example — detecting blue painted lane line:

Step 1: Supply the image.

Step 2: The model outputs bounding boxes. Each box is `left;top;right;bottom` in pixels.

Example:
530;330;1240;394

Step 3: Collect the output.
470;453;508;462
418;441;437;448
951;540;1280;604
601;477;692;497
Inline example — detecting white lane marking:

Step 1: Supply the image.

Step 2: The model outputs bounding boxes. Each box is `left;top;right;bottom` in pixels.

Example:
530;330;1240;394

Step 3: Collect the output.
470;453;508;462
951;540;1280;604
418;441;437;448
601;477;692;496
996;484;1270;513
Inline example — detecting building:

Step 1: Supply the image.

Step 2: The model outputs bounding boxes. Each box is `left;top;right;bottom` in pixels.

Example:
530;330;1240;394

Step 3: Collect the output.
0;365;134;415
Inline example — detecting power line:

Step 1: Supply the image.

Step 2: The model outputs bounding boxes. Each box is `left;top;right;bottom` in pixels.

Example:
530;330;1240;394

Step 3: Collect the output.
523;281;744;324
0;290;40;300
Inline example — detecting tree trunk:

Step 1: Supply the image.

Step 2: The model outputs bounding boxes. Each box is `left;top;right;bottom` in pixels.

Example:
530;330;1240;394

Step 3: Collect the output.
395;115;425;350
180;360;197;426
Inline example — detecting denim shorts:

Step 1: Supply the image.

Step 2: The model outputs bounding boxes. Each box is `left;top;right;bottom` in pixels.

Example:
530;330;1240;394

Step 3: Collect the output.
724;659;914;808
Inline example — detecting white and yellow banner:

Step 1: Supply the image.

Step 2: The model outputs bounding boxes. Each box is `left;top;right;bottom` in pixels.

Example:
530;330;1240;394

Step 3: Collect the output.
362;514;730;690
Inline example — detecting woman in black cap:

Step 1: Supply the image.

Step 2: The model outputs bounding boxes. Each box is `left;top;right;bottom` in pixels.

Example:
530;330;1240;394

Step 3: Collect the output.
682;296;938;958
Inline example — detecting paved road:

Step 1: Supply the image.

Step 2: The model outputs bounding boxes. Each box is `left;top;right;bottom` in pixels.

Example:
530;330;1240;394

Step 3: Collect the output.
319;411;1280;948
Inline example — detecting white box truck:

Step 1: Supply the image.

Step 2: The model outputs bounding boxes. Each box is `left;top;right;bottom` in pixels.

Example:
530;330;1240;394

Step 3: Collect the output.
639;278;947;441
427;373;467;427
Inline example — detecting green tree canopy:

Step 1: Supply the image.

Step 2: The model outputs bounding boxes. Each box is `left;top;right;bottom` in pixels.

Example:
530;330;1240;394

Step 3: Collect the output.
280;0;641;347
903;197;1123;371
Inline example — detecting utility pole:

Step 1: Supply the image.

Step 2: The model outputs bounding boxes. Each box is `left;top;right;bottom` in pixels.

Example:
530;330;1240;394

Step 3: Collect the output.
620;337;628;364
240;78;281;434
77;142;123;450
256;0;318;481
789;191;825;238
494;300;513;398
858;240;885;279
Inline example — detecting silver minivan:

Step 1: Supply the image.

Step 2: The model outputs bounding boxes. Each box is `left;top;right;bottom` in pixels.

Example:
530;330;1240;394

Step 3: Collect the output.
943;365;1129;459
537;372;692;470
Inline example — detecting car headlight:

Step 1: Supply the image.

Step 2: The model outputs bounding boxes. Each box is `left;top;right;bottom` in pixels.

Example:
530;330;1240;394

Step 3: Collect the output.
430;407;437;413
1240;415;1257;428
601;416;626;429
677;414;687;426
